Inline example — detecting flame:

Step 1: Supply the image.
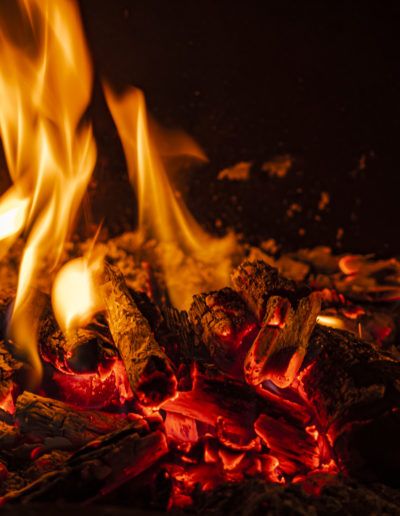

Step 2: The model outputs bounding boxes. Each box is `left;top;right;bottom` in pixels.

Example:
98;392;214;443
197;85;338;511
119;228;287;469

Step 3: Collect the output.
0;0;96;384
103;85;237;309
52;255;103;334
316;314;346;330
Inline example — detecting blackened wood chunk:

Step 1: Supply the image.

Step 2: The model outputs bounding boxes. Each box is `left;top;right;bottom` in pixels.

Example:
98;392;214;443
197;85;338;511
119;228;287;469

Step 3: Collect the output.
2;423;168;504
244;292;320;388
98;262;177;407
189;287;257;377
14;392;132;448
231;260;311;320
303;326;400;485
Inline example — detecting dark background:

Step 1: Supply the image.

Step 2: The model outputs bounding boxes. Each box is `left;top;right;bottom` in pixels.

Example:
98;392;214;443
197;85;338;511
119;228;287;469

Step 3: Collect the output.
3;1;400;255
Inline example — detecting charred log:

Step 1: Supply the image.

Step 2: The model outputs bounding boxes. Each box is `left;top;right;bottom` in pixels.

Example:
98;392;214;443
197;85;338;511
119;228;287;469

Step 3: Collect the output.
189;288;257;377
1;421;168;505
244;292;320;388
8;392;132;448
231;260;311;320
98;262;177;406
231;260;320;388
302;326;400;485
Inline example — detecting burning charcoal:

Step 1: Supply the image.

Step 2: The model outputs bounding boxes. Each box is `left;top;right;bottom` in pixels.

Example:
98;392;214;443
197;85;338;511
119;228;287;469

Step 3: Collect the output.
245;293;321;388
1;419;168;505
8;391;133;449
189;287;257;377
301;326;400;486
254;414;323;476
231;260;320;388
164;374;261;448
97;262;177;407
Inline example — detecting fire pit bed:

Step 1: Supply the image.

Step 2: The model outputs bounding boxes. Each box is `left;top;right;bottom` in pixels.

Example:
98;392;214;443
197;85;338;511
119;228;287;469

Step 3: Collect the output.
1;235;400;513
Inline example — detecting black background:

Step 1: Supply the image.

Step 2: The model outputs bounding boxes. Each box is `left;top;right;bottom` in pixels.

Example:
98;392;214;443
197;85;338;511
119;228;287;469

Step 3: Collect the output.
2;1;400;255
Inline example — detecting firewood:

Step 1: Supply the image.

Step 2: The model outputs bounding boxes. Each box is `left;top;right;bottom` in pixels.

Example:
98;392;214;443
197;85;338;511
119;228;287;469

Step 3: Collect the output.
7;392;133;449
244;292;321;388
231;260;311;320
189;287;257;377
1;422;168;504
301;325;400;485
97;262;177;407
231;260;320;388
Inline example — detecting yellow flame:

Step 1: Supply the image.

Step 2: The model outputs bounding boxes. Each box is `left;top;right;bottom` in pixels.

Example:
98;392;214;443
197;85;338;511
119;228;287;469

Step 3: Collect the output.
0;0;96;384
317;314;346;330
103;85;237;309
52;255;104;334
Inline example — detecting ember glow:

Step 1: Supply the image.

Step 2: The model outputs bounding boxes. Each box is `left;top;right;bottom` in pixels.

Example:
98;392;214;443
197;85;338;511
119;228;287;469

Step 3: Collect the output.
0;0;96;383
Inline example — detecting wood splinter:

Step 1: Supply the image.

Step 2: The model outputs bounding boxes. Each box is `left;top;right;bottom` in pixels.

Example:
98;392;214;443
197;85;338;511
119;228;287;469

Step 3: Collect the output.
98;262;177;407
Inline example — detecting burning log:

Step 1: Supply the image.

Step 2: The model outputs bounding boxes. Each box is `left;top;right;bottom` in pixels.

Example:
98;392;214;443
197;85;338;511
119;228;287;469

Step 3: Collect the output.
231;260;320;388
189;287;257;377
1;420;168;505
301;326;400;485
9;392;132;449
97;262;177;407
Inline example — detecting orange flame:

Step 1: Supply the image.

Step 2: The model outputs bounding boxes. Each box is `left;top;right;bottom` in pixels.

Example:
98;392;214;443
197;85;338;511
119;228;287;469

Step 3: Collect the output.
103;85;237;309
0;0;96;384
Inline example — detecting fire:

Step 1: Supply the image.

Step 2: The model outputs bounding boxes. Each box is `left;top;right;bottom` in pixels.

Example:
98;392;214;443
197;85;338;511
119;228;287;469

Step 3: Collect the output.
0;0;96;383
103;85;237;309
52;255;103;334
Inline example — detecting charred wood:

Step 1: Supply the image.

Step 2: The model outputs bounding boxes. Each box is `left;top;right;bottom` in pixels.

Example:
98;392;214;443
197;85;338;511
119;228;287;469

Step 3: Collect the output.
231;260;320;388
302;326;400;485
189;288;257;378
8;392;132;448
98;262;176;406
1;421;168;505
231;260;311;320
